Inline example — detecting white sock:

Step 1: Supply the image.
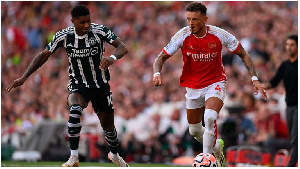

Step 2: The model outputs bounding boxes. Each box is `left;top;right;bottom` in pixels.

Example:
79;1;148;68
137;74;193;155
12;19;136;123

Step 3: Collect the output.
110;152;119;159
188;122;205;143
203;131;215;153
203;109;218;154
71;149;78;156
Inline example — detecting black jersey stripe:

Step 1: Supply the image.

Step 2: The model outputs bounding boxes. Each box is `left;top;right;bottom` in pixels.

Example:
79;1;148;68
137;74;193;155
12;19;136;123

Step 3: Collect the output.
68;57;79;84
76;59;89;88
70;59;84;87
98;37;108;83
92;31;101;43
88;57;100;88
74;36;79;48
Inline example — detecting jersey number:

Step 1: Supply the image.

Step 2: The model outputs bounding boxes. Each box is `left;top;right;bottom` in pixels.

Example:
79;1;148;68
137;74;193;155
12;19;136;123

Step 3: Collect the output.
215;85;221;92
107;95;113;106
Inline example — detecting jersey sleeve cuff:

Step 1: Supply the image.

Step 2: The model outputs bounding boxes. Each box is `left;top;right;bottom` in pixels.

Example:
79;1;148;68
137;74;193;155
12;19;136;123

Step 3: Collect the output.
109;36;117;44
162;48;172;57
232;42;241;53
46;46;53;54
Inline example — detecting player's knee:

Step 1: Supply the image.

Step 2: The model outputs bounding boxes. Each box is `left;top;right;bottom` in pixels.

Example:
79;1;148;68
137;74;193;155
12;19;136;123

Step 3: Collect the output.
68;93;87;108
204;109;218;130
188;122;204;137
68;104;83;135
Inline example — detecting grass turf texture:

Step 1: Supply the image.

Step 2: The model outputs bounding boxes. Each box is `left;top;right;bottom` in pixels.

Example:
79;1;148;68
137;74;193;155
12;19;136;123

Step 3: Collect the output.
1;161;187;167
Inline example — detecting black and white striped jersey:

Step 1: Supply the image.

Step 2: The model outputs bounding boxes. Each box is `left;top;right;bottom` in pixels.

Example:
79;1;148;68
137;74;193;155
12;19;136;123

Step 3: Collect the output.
47;23;117;89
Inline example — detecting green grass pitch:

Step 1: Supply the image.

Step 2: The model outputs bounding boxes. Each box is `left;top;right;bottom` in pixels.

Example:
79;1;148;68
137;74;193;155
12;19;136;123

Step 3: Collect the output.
1;161;188;167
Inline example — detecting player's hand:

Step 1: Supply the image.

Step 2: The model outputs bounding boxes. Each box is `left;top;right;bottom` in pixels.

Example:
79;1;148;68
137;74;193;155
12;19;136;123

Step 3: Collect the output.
6;76;27;92
153;74;164;87
100;57;115;71
253;80;268;100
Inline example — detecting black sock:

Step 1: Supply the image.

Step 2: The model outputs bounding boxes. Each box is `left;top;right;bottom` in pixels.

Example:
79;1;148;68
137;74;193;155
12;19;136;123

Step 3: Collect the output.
68;104;82;150
104;127;119;154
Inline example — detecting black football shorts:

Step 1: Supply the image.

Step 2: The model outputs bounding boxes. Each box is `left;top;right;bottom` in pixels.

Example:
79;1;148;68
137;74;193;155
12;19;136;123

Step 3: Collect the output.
68;83;114;114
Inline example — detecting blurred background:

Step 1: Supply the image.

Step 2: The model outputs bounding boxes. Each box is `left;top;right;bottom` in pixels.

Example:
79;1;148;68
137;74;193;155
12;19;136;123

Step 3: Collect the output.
1;1;298;166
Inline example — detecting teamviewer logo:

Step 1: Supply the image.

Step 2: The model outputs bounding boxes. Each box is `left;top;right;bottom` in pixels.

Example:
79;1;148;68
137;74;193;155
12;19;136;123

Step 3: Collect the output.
90;47;98;55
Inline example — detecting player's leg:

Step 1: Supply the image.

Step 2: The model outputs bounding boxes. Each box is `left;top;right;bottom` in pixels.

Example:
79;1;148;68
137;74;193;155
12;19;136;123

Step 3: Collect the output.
62;92;89;167
91;84;128;167
203;81;226;167
203;97;223;154
186;87;206;144
97;112;128;167
187;108;205;143
204;97;225;167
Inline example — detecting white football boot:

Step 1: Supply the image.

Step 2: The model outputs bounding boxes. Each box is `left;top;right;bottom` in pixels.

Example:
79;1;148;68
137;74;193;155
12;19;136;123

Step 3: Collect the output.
62;155;79;167
108;152;129;167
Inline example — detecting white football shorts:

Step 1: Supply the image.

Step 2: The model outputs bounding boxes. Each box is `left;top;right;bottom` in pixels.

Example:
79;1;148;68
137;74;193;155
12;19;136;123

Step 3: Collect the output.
185;81;226;109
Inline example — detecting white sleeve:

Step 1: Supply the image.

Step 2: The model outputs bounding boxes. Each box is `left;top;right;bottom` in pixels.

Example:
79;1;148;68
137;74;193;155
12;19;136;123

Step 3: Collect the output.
208;25;240;53
225;35;240;52
163;26;190;56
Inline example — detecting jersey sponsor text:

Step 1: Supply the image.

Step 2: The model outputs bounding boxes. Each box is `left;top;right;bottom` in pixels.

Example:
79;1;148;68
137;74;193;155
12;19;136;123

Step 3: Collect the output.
68;47;99;58
187;52;218;62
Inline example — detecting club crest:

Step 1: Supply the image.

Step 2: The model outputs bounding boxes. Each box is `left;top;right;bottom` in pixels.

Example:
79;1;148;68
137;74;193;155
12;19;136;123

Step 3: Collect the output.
208;42;216;49
88;37;97;46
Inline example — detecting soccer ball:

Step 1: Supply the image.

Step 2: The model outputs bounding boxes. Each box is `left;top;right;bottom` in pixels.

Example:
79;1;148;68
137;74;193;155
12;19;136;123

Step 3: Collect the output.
192;153;217;167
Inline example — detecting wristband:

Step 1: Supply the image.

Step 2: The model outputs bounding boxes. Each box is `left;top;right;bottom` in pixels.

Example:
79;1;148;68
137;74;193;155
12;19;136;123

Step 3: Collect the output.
110;55;117;61
251;76;258;81
153;72;160;77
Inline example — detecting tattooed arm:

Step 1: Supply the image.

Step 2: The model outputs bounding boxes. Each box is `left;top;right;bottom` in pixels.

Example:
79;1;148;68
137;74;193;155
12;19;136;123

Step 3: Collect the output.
235;45;268;99
100;37;128;71
235;46;257;77
152;51;170;87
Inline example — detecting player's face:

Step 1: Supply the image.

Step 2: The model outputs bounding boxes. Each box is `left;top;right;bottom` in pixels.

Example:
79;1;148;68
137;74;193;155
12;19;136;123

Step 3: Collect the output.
285;39;298;57
186;11;208;37
72;15;91;36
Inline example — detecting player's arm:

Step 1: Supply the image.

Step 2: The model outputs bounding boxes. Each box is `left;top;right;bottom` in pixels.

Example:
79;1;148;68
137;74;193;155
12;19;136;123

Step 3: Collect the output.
235;45;268;99
152;27;184;87
152;51;170;87
111;37;128;60
100;37;128;71
6;48;52;92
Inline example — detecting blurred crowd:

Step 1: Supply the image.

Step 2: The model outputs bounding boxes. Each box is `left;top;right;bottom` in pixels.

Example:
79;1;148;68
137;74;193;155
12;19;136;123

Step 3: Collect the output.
1;1;297;164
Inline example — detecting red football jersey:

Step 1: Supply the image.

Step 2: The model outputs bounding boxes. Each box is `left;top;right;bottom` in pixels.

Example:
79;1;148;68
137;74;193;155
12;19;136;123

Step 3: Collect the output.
163;25;241;89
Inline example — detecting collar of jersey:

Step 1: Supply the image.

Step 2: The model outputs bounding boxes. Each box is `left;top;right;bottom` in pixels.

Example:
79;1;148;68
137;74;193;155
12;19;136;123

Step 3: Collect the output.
192;25;208;38
74;30;88;39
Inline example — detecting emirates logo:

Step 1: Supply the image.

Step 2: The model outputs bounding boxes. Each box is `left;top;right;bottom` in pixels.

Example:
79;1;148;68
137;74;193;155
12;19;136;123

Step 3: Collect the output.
208;42;216;49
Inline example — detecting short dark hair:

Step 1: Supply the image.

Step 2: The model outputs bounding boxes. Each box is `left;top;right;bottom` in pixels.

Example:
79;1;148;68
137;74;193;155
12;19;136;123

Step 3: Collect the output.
185;2;207;15
287;34;298;45
71;5;90;18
